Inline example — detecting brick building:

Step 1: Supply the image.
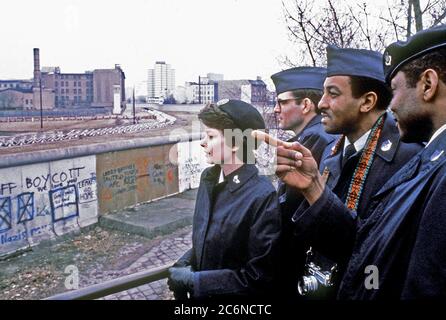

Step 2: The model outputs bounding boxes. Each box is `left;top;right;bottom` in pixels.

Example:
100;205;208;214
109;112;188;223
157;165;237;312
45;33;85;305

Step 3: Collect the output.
0;48;126;111
216;77;268;106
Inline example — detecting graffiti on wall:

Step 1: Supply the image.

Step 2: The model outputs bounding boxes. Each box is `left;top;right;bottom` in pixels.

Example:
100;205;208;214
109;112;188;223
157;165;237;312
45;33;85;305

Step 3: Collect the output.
49;185;79;222
177;140;210;192
0;157;98;254
148;162;177;186
77;176;97;203
101;164;137;198
97;144;180;214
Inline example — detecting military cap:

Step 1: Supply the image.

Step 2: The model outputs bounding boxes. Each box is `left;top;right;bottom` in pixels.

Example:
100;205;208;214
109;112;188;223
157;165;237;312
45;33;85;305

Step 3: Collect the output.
383;24;446;83
326;45;385;83
216;99;266;131
271;66;327;94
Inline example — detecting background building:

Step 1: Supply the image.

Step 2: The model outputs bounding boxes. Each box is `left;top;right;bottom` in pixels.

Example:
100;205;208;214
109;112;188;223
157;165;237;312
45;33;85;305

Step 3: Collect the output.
185;76;218;104
40;70;92;108
206;73;224;81
0;48;126;111
0;80;33;91
147;61;175;102
216;77;267;106
91;66;126;108
180;74;268;106
0;87;34;109
0;80;35;110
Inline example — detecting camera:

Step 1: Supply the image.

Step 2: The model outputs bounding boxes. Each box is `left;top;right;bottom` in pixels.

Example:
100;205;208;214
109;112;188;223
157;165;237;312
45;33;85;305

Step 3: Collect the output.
297;247;338;296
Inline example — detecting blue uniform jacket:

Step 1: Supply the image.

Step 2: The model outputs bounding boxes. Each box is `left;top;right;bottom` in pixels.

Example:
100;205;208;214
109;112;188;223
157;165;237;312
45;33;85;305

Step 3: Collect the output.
291;112;422;295
291;114;446;299
176;164;281;299
277;114;336;297
338;129;446;299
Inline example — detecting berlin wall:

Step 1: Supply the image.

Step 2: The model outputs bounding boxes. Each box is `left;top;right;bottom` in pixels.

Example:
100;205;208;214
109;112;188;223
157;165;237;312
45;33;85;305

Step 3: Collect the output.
96;144;179;214
0;156;98;255
0;133;207;256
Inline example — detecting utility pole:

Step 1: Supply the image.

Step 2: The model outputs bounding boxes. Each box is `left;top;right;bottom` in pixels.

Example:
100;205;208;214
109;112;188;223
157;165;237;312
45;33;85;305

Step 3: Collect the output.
198;76;201;104
39;76;43;129
133;86;136;124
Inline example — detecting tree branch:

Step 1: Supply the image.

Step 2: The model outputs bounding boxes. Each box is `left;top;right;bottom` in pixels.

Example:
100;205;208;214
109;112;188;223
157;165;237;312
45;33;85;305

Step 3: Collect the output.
282;0;317;66
327;0;345;47
412;0;423;31
407;0;413;38
432;7;446;26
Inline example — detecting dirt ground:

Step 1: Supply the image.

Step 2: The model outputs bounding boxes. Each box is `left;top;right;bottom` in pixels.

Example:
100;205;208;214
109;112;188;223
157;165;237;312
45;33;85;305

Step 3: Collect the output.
0;225;192;300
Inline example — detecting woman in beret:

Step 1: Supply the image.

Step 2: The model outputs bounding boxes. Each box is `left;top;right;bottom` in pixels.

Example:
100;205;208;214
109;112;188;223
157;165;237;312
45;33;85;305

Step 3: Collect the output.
167;99;281;299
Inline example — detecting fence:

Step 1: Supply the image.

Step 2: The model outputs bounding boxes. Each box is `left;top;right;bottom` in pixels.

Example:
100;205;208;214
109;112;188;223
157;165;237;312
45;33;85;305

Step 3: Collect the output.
45;265;171;300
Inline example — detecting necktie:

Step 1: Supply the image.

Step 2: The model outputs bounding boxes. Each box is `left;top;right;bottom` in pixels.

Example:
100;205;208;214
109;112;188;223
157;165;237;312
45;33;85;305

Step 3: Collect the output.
342;143;356;167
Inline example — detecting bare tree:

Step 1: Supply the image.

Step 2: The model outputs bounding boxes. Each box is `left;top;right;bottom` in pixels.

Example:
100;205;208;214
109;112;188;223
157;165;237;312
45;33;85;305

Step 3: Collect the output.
280;0;446;67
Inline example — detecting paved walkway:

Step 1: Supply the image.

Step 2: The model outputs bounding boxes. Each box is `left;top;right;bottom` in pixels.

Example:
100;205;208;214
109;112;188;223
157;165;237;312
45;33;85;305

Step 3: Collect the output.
97;189;197;300
100;227;192;300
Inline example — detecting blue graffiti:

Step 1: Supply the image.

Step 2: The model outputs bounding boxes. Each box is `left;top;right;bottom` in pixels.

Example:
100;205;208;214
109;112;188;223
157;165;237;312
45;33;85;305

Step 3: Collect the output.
17;192;34;224
49;185;79;223
36;205;51;217
0;196;12;233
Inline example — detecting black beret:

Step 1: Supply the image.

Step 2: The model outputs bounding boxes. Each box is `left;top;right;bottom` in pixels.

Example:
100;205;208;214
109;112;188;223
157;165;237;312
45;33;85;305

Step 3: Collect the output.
327;45;385;83
217;99;266;131
383;24;446;83
271;66;326;94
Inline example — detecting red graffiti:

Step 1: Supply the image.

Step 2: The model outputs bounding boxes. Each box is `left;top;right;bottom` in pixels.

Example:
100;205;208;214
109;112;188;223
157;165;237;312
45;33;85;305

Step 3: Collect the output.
167;169;174;183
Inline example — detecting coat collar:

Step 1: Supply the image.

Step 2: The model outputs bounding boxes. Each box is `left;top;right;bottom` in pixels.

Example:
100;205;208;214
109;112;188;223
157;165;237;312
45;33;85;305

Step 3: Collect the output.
287;115;323;143
373;152;422;198
321;112;400;187
420;128;446;165
202;164;258;193
324;112;400;164
374;128;446;198
322;145;343;188
373;112;400;163
304;114;323;131
224;164;258;193
202;164;223;186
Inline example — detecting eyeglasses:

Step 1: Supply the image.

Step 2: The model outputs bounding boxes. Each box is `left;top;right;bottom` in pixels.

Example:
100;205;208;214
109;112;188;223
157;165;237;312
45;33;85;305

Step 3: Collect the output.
275;97;302;108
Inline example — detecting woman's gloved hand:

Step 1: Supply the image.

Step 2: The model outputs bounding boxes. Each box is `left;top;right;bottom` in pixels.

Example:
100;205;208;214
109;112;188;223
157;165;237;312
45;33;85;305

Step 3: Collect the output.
167;266;194;299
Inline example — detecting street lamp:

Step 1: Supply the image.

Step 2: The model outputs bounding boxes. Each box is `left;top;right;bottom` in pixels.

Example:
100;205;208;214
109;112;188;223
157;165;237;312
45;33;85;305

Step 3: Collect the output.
133;86;136;124
198;76;201;104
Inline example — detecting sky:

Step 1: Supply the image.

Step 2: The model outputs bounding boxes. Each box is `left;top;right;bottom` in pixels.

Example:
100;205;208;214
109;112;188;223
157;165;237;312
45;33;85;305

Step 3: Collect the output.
0;0;294;90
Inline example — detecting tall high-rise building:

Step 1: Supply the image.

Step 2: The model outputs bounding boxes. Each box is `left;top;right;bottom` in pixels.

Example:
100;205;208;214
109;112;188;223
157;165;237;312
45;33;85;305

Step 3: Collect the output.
147;61;175;100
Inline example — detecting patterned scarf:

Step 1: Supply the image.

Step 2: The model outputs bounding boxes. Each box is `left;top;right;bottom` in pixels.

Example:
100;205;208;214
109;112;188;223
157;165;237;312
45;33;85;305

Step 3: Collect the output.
322;113;385;211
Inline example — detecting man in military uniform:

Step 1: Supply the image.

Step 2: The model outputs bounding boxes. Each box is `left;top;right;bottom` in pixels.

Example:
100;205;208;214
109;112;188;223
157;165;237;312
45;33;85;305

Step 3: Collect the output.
271;67;336;298
276;46;421;298
276;25;446;298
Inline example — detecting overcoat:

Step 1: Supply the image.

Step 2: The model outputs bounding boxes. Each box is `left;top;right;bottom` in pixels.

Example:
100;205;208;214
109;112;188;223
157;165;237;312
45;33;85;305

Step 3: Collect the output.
177;164;282;299
277;114;336;297
292;112;423;298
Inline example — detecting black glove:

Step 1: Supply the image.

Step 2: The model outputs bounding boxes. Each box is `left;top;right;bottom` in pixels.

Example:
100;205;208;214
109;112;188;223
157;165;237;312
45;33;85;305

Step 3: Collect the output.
167;266;194;299
173;259;190;268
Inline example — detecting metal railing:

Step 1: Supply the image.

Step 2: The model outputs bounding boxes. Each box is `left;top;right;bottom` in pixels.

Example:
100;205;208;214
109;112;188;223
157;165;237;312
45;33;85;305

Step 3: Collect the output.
45;264;171;300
